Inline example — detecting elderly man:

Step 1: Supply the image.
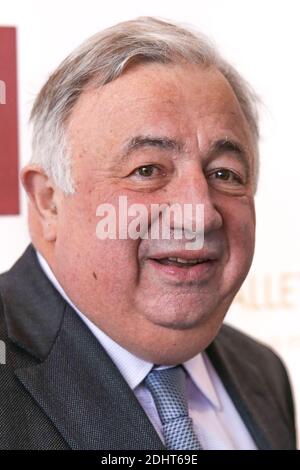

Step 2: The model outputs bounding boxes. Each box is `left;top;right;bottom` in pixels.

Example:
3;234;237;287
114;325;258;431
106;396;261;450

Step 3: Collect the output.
0;17;296;450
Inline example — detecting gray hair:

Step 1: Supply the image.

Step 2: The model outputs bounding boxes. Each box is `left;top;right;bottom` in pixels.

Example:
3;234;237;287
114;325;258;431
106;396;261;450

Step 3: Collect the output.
30;16;260;194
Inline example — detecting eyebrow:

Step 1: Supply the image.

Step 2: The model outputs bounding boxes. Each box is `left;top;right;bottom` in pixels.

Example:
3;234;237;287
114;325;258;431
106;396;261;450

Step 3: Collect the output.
120;135;183;161
119;134;250;175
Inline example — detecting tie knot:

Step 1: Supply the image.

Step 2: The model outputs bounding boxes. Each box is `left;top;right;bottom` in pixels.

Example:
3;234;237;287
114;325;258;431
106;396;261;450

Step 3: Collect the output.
144;365;189;425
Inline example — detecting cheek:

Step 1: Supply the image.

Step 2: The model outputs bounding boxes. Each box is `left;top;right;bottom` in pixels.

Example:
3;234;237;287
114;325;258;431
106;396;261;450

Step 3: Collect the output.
86;239;142;314
223;199;256;270
57;193;138;275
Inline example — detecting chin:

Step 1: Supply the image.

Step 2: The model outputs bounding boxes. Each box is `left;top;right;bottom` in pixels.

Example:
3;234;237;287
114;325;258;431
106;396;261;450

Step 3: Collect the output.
141;333;212;365
142;298;220;331
151;314;204;331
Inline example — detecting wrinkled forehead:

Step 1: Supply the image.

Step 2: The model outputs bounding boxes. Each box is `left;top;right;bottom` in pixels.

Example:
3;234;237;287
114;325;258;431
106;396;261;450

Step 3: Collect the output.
65;62;254;157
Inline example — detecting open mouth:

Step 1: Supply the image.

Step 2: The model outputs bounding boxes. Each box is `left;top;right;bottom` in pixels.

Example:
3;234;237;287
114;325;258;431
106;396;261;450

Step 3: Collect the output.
147;252;218;281
150;257;212;268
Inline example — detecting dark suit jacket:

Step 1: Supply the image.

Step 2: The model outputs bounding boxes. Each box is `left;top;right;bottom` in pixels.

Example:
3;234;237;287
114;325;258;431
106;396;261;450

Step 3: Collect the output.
0;245;296;449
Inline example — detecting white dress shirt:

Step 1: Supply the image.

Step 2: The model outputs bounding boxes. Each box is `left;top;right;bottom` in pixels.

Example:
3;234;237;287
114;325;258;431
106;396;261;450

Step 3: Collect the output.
36;251;256;450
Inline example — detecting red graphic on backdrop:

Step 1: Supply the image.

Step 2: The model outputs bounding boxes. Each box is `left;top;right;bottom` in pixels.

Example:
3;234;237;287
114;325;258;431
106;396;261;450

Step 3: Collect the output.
0;27;19;214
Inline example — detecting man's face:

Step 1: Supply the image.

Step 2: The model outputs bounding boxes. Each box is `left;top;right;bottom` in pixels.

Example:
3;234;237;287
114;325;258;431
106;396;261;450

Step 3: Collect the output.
53;62;256;364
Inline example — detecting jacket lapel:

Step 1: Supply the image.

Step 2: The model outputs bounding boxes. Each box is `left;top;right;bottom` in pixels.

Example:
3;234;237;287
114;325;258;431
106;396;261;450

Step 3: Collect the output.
1;245;164;450
207;327;293;450
15;305;164;450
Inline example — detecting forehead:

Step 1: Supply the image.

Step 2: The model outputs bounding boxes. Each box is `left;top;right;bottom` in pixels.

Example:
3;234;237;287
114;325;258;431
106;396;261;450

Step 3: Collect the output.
66;62;253;155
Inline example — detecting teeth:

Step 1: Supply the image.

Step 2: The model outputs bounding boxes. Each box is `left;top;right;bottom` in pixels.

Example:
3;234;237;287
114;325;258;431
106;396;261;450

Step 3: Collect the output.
167;257;203;265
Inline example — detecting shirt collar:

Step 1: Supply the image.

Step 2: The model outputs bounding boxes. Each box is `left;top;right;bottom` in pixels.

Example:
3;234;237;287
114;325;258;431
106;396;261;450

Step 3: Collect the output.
184;353;221;410
36;250;221;410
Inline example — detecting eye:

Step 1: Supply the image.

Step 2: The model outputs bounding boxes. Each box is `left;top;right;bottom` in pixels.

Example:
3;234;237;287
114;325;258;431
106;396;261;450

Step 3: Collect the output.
131;165;163;178
208;168;244;185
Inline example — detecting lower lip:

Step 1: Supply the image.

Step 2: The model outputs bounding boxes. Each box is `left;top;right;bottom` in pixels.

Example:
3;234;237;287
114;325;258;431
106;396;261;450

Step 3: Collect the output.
147;259;218;283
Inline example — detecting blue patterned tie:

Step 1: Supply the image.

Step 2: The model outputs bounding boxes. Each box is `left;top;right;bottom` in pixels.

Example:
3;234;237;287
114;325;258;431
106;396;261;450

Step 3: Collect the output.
145;366;203;450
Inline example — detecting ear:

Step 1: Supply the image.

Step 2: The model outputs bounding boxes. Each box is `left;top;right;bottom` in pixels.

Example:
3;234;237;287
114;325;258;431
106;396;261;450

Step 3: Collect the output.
21;165;59;242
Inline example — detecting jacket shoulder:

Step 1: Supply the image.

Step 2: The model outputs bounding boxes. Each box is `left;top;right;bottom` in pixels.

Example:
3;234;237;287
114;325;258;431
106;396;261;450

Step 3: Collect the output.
218;323;287;368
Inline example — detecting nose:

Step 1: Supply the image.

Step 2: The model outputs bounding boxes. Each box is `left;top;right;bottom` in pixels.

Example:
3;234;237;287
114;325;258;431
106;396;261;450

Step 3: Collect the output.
168;164;223;236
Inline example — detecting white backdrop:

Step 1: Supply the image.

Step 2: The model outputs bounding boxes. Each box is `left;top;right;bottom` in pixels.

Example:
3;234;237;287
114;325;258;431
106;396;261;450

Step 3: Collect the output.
1;0;300;445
